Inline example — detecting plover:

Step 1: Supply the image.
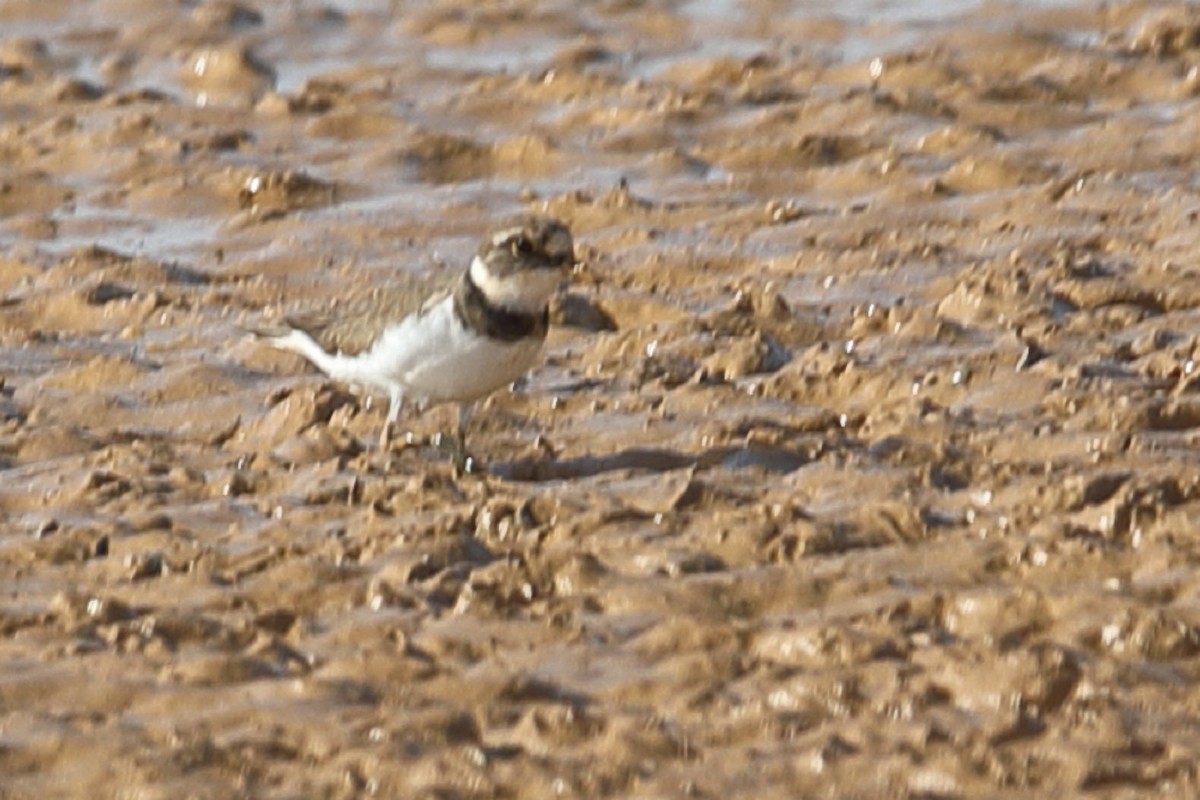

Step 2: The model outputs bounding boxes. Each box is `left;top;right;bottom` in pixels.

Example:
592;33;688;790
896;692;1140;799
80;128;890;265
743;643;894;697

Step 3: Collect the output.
250;213;575;464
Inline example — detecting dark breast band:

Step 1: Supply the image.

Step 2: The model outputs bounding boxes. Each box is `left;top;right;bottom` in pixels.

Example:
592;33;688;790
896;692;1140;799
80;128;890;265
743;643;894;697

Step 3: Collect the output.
453;272;549;343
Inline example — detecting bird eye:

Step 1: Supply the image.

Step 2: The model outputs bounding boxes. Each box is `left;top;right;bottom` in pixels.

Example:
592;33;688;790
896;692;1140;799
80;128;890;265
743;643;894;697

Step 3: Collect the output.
512;237;534;256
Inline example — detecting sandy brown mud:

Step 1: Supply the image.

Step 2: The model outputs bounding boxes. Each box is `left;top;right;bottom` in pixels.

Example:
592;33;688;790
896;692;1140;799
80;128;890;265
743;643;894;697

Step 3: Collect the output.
3;0;1200;796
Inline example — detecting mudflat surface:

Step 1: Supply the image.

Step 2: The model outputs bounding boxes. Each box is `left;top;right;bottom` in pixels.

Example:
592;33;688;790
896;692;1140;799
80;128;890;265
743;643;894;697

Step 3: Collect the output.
3;1;1200;797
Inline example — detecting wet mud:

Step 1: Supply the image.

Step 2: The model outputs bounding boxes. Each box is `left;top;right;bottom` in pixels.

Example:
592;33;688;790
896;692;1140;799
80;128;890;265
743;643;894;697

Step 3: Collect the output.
3;0;1200;797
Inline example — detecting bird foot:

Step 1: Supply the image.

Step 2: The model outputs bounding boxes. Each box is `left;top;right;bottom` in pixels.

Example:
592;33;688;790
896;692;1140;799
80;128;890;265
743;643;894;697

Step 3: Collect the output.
377;428;480;475
430;432;479;476
453;453;479;478
532;433;559;460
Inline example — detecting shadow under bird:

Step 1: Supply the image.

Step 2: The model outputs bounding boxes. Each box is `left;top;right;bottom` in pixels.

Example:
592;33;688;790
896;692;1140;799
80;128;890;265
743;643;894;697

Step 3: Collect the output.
249;213;576;466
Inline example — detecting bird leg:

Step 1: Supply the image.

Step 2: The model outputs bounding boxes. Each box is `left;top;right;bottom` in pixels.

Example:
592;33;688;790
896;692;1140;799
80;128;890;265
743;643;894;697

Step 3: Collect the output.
380;388;404;451
451;402;476;474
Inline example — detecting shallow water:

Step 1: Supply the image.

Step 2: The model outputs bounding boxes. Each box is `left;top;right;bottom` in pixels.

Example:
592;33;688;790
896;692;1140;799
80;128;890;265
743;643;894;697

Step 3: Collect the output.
4;0;1200;797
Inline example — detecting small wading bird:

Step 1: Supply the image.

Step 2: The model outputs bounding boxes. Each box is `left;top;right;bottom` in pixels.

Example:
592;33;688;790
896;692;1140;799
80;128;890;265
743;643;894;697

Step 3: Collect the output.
249;213;576;469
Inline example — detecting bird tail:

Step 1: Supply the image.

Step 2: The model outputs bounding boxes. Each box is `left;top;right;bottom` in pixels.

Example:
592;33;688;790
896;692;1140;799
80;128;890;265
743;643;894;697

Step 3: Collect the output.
242;322;329;366
242;320;294;341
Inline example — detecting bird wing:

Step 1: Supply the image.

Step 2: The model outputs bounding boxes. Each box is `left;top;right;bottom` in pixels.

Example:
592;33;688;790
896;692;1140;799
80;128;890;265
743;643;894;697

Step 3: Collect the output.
252;270;454;356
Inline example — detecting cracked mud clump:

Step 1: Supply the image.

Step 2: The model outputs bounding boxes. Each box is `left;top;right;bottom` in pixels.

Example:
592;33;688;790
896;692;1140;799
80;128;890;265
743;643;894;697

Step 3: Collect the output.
3;1;1200;796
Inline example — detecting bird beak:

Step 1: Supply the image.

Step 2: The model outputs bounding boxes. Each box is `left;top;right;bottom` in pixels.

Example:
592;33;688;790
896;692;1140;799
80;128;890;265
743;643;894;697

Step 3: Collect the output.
567;251;599;286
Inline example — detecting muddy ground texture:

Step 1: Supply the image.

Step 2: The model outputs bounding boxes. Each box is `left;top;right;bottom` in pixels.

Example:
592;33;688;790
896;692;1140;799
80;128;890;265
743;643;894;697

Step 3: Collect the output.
4;0;1200;797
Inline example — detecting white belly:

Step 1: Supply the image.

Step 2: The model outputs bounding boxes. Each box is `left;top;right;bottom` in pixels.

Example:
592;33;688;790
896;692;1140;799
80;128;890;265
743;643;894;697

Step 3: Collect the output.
358;298;543;404
405;332;541;402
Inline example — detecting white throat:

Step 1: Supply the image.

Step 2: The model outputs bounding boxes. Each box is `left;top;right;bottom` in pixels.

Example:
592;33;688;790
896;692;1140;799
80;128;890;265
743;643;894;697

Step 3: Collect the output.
468;255;559;314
